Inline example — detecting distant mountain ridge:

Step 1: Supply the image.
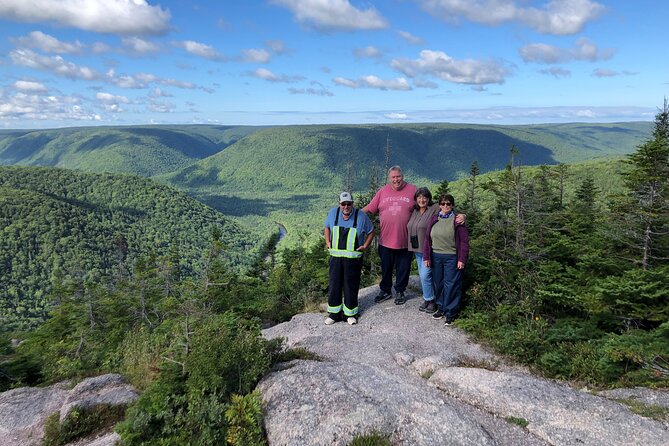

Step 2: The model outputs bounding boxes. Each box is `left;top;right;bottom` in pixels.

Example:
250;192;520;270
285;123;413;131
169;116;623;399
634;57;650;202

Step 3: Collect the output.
0;125;262;177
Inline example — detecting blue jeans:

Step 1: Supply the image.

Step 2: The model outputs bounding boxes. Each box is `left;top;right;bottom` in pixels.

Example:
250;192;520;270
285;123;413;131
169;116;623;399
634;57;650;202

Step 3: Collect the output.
431;253;463;318
414;252;434;301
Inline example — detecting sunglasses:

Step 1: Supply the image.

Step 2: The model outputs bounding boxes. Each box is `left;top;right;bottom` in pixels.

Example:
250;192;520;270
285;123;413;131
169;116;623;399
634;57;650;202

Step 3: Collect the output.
340;202;353;206
439;202;453;206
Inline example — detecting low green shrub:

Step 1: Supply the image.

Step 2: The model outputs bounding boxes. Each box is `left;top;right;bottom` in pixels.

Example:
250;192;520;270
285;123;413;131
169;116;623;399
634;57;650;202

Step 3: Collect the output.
42;404;126;446
349;432;392;446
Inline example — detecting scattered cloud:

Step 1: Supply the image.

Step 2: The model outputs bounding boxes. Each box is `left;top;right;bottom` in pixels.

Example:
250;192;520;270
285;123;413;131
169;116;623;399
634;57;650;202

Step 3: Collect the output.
251;68;305;83
333;76;358;88
540;67;571;78
242;48;271;63
266;40;288;54
12;31;84;54
148;100;176;113
354;46;382;59
592;68;618;77
175;40;225;61
397;30;423;45
270;0;388;31
0;90;100;122
333;75;412;91
385;112;409;120
10;49;100;80
415;0;605;35
96;91;129;112
149;88;173;98
413;78;439;89
288;87;334;96
0;0;172;35
13;80;48;92
520;38;613;64
390;50;509;85
122;37;161;54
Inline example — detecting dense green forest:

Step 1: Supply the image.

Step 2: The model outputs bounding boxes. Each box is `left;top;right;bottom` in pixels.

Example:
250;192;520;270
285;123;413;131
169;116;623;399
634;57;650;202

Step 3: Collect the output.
0;125;261;176
0;115;666;445
0;166;258;331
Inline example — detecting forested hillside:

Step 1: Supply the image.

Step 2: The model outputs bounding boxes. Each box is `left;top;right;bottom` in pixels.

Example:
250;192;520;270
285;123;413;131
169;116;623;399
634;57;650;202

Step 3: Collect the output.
0;125;261;176
0;166;257;331
164;122;651;194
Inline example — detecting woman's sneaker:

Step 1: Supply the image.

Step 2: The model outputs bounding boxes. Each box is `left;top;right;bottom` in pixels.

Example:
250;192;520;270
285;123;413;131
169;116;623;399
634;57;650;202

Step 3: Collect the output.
431;309;444;319
425;301;437;313
374;290;392;303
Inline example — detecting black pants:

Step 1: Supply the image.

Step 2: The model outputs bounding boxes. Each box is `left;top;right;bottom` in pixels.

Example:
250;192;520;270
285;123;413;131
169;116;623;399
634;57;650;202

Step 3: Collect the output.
328;256;363;318
378;245;412;294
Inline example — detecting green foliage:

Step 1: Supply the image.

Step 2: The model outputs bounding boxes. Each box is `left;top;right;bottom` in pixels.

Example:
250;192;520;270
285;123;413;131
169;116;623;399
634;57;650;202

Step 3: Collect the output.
42;404;126;446
116;313;272;446
0;166;257;331
265;239;330;321
589;266;669;325
225;391;266;446
348;433;392;446
616;398;669;422
505;416;529;428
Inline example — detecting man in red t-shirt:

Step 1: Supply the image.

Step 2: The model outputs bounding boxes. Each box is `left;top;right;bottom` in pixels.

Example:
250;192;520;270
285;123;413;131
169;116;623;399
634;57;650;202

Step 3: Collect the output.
363;166;416;305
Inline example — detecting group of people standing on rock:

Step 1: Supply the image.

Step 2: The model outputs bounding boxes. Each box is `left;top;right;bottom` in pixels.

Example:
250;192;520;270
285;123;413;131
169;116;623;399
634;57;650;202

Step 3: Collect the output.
323;165;469;326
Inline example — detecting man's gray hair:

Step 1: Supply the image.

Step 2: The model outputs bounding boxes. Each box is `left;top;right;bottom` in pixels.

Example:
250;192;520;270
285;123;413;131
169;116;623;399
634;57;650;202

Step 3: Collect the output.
388;165;402;175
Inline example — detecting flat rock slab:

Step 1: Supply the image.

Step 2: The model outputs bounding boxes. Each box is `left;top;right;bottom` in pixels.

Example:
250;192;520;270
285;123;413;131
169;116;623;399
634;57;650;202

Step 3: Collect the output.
260;278;669;445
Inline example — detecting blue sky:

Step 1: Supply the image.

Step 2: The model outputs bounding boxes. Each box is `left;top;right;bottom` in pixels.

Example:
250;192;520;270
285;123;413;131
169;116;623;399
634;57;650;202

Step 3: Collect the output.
0;0;667;129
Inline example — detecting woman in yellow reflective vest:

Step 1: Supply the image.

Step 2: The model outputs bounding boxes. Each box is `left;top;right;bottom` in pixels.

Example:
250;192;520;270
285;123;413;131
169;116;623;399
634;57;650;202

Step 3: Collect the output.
323;192;376;325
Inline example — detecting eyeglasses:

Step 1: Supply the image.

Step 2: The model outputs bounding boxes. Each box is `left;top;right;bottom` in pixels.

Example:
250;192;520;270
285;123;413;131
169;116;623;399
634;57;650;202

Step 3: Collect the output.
340;202;353;206
439;202;452;206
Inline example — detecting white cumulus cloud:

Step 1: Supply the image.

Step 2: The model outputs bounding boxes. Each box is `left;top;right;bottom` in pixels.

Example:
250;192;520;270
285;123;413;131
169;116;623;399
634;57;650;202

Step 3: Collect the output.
271;0;388;31
252;68;304;83
0;0;172;35
14;80;48;92
10;49;100;80
176;40;224;61
415;0;605;35
520;38;613;63
242;48;271;63
12;31;84;54
391;50;509;85
122;37;160;54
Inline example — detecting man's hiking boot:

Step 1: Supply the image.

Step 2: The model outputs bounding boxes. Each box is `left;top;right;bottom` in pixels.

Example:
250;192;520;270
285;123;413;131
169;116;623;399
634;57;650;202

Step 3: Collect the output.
374;290;392;303
394;291;406;305
432;309;444;319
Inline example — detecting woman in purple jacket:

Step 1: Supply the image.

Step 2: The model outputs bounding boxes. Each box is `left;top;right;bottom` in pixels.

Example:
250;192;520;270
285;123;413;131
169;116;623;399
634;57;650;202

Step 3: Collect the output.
422;194;469;325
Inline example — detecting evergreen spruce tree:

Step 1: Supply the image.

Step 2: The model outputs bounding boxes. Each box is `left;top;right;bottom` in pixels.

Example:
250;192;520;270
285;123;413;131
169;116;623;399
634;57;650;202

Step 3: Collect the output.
616;99;669;269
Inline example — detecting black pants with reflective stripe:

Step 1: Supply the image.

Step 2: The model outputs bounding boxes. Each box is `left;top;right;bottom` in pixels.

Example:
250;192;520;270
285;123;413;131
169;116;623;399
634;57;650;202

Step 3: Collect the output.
378;245;412;294
328;256;363;319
